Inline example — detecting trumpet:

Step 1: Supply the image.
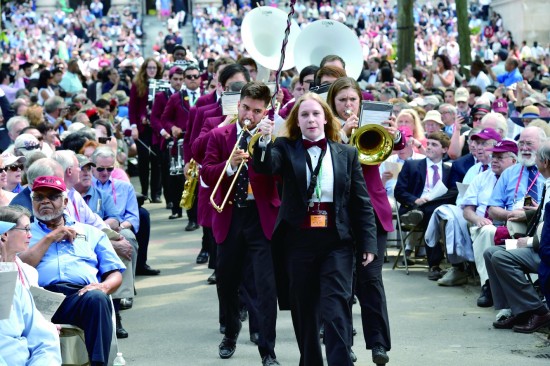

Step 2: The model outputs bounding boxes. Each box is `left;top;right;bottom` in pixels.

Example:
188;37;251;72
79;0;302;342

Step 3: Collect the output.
210;119;252;213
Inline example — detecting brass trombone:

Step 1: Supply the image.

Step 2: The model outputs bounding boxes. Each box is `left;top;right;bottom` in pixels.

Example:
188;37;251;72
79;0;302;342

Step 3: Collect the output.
210;119;252;213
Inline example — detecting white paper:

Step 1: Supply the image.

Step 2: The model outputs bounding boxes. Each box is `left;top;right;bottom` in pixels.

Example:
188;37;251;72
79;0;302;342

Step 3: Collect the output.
221;92;241;116
456;182;470;198
426;180;448;200
0;263;18;320
359;101;393;127
266;82;277;95
505;239;518;250
30;286;66;321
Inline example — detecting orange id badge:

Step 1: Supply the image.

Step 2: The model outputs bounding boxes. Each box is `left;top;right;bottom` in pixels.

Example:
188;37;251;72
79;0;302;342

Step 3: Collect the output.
309;209;328;228
247;183;253;196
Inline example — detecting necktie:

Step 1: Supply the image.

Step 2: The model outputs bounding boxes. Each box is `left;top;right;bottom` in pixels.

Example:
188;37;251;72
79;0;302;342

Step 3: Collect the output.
234;131;251;204
189;91;196;106
432;165;440;186
482;164;488;171
303;138;327;151
527;165;539;203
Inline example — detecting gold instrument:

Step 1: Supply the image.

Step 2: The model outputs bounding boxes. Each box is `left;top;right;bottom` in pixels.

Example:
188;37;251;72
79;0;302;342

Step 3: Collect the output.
350;124;394;165
180;159;199;210
247;132;275;157
210;120;251;213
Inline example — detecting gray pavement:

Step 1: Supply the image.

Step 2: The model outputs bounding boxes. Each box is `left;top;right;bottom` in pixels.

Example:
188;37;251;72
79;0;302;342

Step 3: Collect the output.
116;194;550;365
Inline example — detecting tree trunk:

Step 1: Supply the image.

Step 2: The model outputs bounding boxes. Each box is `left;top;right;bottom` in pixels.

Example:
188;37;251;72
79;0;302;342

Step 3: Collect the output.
396;0;415;72
456;0;472;78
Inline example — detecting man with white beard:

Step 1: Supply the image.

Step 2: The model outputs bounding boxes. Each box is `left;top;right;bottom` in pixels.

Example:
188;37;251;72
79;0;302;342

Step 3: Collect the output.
470;126;547;308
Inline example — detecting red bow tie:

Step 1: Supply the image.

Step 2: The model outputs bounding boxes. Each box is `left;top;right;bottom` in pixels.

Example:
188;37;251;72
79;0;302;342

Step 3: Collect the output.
303;138;327;151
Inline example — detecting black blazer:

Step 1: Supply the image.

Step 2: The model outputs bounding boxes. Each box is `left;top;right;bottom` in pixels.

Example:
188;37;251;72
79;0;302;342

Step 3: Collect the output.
394;158;456;214
447;153;476;190
253;137;377;255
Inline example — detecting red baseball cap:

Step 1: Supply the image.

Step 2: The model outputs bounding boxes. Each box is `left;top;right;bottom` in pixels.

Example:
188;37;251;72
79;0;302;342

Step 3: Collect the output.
32;176;67;192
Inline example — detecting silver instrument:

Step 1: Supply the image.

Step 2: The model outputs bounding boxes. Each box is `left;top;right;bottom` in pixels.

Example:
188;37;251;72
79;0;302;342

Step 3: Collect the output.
168;139;184;176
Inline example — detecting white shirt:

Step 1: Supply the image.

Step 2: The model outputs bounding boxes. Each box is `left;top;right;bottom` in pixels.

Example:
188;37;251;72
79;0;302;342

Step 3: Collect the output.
468;71;492;92
461;168;498;217
463;161;490;184
379;152;425;196
421;158;443;197
303;134;334;203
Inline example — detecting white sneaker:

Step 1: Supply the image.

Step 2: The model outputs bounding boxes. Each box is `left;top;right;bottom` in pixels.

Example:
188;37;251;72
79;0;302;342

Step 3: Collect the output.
437;267;468;286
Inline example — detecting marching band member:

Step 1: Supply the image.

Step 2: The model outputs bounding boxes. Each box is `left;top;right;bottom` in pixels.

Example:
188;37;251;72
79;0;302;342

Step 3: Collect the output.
151;66;184;214
201;82;280;366
254;92;377;366
326;77;406;365
128;57;163;202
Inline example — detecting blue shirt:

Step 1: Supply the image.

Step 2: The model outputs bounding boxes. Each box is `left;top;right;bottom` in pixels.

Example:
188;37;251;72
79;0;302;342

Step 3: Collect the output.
0;278;61;365
488;164;546;210
9;186;32;212
496;68;523;87
93;178;139;232
29;216;125;287
80;185;121;222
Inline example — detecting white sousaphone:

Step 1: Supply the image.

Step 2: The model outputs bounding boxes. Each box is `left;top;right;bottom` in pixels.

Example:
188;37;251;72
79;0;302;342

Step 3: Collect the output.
241;6;301;74
294;20;364;80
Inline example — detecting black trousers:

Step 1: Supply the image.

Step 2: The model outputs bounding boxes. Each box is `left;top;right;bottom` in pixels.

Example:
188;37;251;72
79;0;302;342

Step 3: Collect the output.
160;147;172;204
355;223;391;351
216;205;277;359
204;227;216;270
137;126;161;199
136;207;151;270
285;227;354;366
46;283;113;365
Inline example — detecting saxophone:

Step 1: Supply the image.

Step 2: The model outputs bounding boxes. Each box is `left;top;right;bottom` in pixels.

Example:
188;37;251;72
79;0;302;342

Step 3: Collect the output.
180;159;199;210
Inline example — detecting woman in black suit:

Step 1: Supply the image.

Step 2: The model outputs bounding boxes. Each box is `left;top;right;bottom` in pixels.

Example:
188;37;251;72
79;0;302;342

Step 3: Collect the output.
253;93;377;366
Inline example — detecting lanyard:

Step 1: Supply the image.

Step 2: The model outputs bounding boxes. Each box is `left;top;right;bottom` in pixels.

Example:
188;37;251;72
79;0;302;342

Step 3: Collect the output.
513;166;540;203
72;201;80;222
305;149;326;204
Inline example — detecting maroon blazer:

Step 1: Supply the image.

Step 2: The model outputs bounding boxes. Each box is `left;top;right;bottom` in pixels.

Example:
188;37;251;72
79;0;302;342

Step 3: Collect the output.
161;90;191;137
192;113;224;165
360;134;407;232
279;99;295;119
183;93;218;161
202;123;280;244
128;83;149;135
150;90;175;149
185;102;218;161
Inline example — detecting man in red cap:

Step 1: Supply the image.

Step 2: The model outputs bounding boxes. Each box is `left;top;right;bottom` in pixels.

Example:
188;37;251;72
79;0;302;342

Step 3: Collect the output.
20;175;125;366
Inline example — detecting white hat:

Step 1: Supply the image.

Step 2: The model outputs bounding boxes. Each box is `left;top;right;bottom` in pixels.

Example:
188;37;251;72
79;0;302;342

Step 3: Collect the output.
422;110;444;126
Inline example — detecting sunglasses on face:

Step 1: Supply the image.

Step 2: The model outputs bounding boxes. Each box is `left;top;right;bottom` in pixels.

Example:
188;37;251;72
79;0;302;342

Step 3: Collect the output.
95;166;115;172
185;75;200;80
7;164;23;172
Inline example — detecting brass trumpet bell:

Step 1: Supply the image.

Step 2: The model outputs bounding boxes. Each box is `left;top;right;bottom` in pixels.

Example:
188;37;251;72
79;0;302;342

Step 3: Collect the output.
350;124;394;165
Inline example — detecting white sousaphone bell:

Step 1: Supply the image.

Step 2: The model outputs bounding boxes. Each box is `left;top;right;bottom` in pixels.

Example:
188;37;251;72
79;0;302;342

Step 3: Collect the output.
241;6;301;73
294;20;364;80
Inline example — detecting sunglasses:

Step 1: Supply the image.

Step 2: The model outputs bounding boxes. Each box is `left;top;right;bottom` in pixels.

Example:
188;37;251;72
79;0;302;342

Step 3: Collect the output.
185;75;200;80
95;166;115;172
7;164;23;172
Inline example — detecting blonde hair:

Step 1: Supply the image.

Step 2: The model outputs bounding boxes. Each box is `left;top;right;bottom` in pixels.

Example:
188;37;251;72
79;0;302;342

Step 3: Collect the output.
396;109;425;141
25;105;45;126
284;93;341;142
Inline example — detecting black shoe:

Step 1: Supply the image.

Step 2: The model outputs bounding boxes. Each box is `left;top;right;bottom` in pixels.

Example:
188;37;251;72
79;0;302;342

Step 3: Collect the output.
477;281;493;308
352;327;357;336
218;323;241;359
262;355;280;366
207;272;216;284
350;349;357;362
250;332;259;345
168;213;183;220
319;324;324;339
120;298;133;310
218;337;236;359
219;324;226;334
196;249;209;264
185;221;200;231
116;312;128;339
152;197;162;203
165;202;173;209
372;344;389;364
136;264;160;276
427;266;443;281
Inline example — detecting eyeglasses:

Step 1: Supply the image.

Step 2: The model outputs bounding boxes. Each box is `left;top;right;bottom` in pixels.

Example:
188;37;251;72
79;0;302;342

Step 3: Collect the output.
7;164;23;172
518;141;536;148
17;144;40;151
11;226;31;234
185;75;200;80
95;166;115;172
491;155;512;161
31;193;63;202
472;116;483;122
